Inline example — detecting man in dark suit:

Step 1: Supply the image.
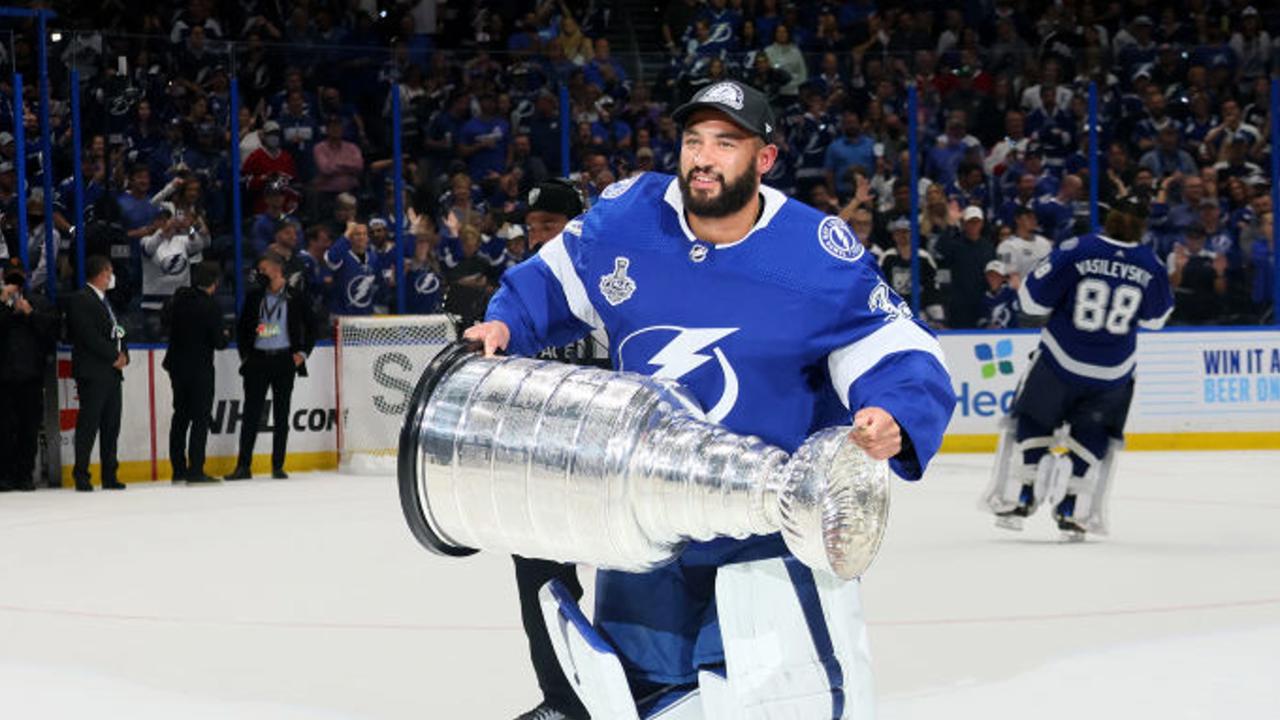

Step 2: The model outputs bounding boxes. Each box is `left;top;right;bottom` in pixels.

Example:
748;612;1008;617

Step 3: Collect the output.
162;263;229;483
66;255;129;491
0;260;60;492
225;252;317;480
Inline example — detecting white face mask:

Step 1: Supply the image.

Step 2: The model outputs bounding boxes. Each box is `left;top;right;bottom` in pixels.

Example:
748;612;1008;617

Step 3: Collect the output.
106;273;116;290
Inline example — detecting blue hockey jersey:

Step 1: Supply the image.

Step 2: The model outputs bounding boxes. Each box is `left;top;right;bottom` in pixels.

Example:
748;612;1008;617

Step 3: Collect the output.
1018;233;1174;387
323;236;385;315
486;172;955;480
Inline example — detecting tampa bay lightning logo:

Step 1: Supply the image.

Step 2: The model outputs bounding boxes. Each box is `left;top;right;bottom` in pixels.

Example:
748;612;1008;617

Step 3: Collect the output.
158;250;190;276
617;326;740;423
347;273;377;308
818;216;864;263
414;271;441;295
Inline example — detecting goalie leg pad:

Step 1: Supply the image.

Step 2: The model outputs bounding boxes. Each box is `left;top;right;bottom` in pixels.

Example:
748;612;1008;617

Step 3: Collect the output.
538;579;645;720
1033;451;1073;511
1062;437;1123;535
712;557;875;719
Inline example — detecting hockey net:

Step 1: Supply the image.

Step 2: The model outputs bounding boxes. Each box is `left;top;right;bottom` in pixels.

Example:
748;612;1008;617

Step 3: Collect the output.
335;314;457;475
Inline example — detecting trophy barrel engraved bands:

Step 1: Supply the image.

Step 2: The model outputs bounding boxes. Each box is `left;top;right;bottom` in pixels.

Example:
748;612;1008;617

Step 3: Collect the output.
398;342;891;581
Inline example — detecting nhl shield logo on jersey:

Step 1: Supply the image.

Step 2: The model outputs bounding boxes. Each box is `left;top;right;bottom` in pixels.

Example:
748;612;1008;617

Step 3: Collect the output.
817;216;864;263
601;174;643;200
697;82;745;110
599;256;637;306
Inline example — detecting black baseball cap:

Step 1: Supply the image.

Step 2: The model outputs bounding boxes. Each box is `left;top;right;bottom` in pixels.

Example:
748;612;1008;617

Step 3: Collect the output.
671;80;776;140
526;178;584;219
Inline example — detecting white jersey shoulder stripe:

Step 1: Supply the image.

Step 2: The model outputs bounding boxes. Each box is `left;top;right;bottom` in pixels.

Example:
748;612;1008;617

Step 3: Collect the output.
827;319;948;409
1040;328;1136;381
537;234;605;334
1137;305;1174;331
1017;280;1053;315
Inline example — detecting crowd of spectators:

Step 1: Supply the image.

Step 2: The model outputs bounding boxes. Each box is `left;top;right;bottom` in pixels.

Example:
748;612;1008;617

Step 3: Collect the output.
0;0;1277;344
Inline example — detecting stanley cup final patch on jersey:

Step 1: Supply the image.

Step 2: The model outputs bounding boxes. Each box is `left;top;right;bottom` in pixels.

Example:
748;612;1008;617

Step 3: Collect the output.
599;256;637;306
818;216;865;263
601;173;642;200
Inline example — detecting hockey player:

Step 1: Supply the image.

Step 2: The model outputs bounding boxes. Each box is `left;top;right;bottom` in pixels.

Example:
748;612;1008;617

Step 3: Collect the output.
465;80;955;719
984;197;1174;538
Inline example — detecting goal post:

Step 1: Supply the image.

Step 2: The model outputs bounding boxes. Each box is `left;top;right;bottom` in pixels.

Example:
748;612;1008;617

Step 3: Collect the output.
335;314;457;475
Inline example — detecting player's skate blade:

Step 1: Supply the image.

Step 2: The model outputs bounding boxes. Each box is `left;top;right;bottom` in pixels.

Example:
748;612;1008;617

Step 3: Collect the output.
994;505;1029;531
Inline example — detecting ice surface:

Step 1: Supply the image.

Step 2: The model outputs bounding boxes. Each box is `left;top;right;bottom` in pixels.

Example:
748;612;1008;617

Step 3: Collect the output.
2;451;1277;718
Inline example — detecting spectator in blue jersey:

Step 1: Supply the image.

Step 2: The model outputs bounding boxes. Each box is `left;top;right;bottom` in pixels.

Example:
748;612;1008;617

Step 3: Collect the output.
404;215;446;315
823;109;876;201
936;205;996;328
977;260;1020;329
1245;211;1273;320
465;79;954;720
458;94;511;182
945;161;991;217
1147;173;1207;257
1034;174;1082;243
324;221;382;316
249;182;300;258
584;38;628;93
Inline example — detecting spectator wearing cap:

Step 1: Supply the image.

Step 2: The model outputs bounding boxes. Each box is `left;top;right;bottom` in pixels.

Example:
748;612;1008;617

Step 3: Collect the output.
0;261;59;491
242;120;298;214
996;207;1052;287
1167;223;1228;324
459;94;511;182
880;216;945;326
824;109;876;201
977;260;1021;329
1116;15;1158;74
935;205;996;328
312;115;364;212
1229;7;1270;82
1139;125;1197;179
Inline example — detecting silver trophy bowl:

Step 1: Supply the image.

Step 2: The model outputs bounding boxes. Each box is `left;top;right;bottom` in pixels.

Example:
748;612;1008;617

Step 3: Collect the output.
398;342;890;581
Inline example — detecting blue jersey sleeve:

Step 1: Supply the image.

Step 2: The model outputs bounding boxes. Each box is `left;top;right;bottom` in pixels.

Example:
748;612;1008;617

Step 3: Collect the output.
1137;253;1175;329
485;221;600;357
1017;242;1078;315
823;267;955;480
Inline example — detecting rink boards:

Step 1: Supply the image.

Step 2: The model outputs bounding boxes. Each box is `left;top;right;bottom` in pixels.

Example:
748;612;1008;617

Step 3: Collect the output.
51;324;1280;482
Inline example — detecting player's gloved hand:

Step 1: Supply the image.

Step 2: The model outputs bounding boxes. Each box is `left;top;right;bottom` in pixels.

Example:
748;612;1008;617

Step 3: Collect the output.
849;407;901;461
463;320;511;357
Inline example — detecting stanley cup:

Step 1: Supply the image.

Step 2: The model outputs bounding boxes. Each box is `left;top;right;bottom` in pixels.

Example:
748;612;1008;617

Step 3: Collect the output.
397;342;891;581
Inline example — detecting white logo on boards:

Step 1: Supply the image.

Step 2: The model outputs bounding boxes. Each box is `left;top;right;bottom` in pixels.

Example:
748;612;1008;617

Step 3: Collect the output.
817;216;865;263
698;82;745;110
599;256;637;306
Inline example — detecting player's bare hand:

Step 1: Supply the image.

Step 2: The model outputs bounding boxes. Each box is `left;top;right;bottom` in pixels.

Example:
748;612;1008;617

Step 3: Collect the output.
463;320;510;357
849;407;901;461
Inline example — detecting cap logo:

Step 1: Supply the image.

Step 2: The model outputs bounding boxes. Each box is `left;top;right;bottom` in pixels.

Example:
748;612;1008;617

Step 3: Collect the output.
529;188;541;205
698;82;744;110
817;216;864;263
